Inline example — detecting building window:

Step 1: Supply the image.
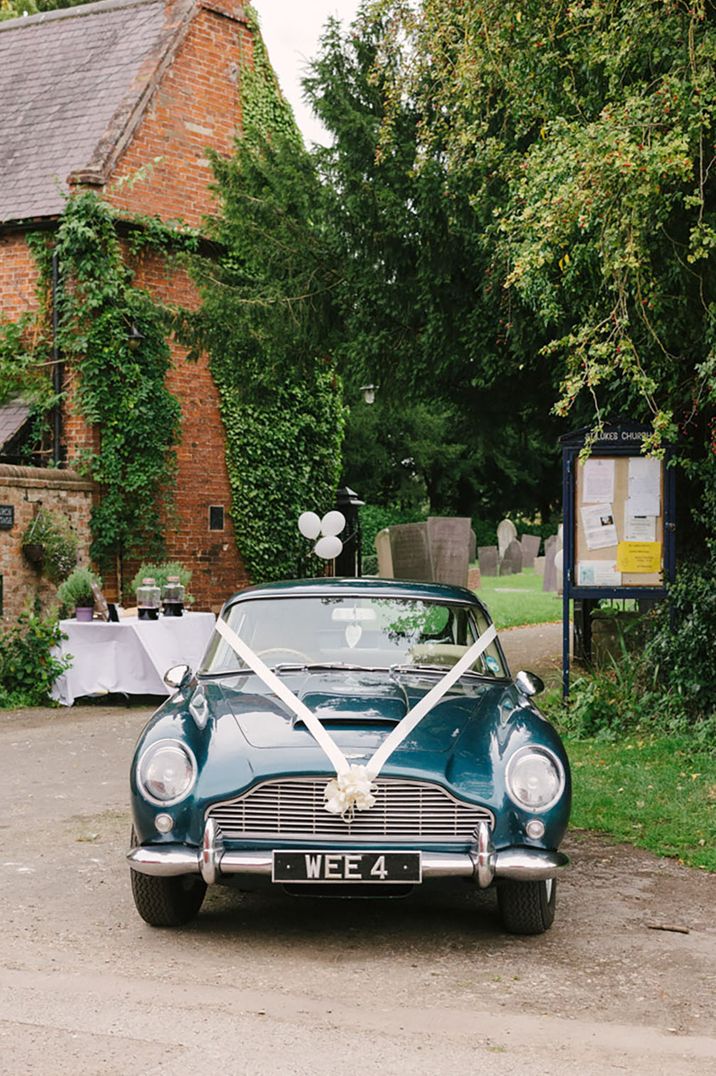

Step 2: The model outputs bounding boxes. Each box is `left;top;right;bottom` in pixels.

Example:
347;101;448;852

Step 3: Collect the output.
209;505;225;531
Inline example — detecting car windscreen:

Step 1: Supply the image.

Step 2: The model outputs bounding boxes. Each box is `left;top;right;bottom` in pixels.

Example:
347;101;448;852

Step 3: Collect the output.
200;596;505;678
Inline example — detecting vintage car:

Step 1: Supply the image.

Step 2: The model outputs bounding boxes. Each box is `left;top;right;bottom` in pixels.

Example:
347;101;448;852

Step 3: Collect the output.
128;578;570;934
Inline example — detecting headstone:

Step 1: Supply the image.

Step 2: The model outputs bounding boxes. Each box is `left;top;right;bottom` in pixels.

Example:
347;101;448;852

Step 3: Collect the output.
427;516;471;588
503;538;523;575
556;523;563;553
496;518;517;561
467;566;481;591
520;533;541;568
555;549;564;595
478;545;498;577
388;523;433;582
534;556;546;576
469;528;477;563
374;528;394;578
543;536;557;592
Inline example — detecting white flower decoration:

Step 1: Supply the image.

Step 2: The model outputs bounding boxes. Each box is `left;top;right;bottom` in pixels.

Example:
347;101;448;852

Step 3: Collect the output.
324;765;377;820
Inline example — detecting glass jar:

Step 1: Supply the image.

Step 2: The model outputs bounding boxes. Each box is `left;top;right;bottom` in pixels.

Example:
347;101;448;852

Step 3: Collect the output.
161;575;185;617
137;577;161;621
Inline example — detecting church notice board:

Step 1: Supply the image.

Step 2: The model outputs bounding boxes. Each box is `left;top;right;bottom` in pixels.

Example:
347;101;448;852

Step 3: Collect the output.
575;455;664;588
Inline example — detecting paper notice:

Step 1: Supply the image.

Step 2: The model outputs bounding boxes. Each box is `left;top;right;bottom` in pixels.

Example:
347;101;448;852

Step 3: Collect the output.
582;458;615;504
628;457;661;516
577;560;621;586
616;541;662;574
580;503;618;550
623;510;656;542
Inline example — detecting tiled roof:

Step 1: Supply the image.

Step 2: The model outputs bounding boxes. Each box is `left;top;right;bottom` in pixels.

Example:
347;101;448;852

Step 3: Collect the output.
0;400;31;451
0;0;195;224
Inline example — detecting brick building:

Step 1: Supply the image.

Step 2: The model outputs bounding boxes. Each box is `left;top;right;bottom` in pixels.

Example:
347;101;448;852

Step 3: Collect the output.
0;0;259;613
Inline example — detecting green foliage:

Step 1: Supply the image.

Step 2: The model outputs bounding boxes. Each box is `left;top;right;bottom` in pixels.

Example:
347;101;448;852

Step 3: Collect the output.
0;614;70;707
567;736;716;871
56;567;101;614
0;0;93;18
185;4;346;583
129;561;193;604
22;508;78;584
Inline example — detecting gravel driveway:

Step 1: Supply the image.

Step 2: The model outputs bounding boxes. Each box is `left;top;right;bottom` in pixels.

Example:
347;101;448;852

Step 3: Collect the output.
1;702;714;1075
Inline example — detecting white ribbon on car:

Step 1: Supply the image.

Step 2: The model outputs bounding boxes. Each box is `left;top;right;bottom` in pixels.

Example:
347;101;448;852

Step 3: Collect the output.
215;615;497;820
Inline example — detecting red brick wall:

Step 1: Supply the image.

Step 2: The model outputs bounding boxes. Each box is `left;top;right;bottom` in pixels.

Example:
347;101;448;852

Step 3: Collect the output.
0;0;256;611
109;2;253;228
0;233;40;320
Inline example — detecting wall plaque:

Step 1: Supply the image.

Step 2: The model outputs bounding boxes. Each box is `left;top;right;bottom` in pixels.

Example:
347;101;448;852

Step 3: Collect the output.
0;505;14;530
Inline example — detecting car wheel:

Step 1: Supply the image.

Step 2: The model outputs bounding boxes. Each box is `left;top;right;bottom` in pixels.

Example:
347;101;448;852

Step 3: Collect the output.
129;829;206;927
497;878;556;935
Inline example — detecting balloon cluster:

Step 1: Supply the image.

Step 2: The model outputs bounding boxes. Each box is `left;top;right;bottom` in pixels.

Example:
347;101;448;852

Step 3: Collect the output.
298;510;346;560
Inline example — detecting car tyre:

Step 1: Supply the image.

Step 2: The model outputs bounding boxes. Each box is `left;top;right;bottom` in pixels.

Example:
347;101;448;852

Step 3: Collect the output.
497;878;556;935
129;829;206;927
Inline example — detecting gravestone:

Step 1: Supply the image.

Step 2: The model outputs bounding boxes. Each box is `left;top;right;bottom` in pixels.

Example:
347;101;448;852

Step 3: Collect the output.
503;538;523;575
374;528;394;578
478;545;498;577
555;549;564;595
543;535;557;592
388;523;433;582
469;528;477;563
467;566;481;591
556;523;564;552
520;533;541;568
427;516;471;588
534;556;546;576
496;518;517;561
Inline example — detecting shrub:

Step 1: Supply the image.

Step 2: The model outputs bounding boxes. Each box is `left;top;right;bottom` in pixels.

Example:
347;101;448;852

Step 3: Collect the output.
56;568;102;616
0;614;71;707
128;562;193;604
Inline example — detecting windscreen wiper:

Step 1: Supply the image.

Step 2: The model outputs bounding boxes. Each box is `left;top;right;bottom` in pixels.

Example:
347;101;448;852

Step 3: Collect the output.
389;663;486;680
272;662;385;673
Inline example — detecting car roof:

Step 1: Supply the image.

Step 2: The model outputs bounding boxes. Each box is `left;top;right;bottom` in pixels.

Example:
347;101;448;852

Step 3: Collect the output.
225;577;492;619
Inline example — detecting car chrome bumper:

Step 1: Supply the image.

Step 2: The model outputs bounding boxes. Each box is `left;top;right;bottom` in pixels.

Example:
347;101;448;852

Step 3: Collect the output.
128;821;569;887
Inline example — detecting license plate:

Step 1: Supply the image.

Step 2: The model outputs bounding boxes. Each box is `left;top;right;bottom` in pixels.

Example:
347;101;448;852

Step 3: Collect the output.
272;850;422;884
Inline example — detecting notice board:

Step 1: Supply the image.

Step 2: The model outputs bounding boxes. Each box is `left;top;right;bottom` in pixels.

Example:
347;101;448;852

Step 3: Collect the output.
575;455;664;588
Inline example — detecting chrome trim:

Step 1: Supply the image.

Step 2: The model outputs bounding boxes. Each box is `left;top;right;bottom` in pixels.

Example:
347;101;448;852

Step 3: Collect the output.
470;820;495;888
200;817;223;885
127;845;200;877
205;776;494;843
136;738;198;807
504;745;566;814
494;848;569;880
127;837;569;884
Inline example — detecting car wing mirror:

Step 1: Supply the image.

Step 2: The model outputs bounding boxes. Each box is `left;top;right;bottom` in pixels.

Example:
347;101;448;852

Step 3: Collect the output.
164;663;192;690
515;670;545;697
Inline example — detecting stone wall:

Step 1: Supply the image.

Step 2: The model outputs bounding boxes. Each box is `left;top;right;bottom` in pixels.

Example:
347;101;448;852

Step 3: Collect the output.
0;465;94;622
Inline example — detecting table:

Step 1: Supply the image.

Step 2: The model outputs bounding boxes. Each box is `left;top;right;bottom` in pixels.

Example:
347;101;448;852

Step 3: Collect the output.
52;612;216;705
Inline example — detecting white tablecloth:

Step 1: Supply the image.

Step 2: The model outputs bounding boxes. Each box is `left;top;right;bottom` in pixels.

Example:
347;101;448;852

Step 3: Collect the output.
52;612;216;705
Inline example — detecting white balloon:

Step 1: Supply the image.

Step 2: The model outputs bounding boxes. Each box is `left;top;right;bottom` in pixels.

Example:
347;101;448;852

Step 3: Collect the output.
298;511;321;540
314;535;343;560
320;510;346;537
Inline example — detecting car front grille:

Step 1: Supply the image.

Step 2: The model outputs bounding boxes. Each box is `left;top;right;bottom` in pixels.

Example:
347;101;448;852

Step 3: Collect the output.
205;777;493;843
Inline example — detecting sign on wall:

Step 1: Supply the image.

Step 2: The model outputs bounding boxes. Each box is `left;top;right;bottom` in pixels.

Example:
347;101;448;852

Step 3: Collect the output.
0;505;14;530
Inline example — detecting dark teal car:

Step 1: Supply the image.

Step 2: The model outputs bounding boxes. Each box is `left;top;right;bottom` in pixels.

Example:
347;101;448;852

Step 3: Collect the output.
128;578;570;934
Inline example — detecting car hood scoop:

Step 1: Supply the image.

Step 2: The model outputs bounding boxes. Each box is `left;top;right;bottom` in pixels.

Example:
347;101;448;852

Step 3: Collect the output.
221;671;505;762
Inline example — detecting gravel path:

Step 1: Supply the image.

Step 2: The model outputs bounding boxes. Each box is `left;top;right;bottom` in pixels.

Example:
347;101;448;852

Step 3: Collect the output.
499;620;564;681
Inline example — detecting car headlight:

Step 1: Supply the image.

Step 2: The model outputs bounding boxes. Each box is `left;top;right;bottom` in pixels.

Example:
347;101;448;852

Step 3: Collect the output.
137;739;197;805
506;747;564;812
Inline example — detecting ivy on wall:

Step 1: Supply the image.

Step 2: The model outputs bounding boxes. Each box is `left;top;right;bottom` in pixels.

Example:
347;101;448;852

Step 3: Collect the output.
0;192;196;581
187;2;346;583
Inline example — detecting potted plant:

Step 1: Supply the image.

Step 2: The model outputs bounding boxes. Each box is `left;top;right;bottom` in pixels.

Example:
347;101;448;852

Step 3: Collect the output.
22;509;79;583
56;568;102;621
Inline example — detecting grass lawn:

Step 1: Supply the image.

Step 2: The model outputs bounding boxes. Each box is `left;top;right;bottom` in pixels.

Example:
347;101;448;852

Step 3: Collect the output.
566;735;716;871
477;567;564;628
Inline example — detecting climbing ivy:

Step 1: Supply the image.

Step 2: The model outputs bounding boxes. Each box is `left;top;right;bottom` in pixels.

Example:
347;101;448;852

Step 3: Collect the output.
0;192;192;581
188;3;346;582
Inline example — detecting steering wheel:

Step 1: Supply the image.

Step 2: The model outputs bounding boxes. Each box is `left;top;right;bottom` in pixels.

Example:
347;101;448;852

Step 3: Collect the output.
256;647;313;663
